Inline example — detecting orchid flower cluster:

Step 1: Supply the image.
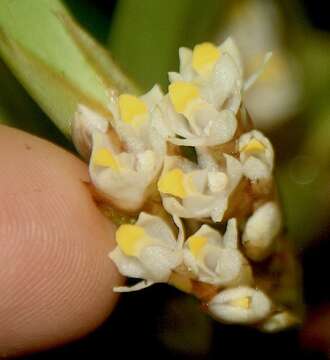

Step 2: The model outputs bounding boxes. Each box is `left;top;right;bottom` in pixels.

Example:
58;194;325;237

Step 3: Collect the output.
73;38;299;331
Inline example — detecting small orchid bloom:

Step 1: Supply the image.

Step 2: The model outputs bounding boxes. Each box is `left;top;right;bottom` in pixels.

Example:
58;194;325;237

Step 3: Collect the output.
155;38;243;147
88;86;166;212
107;84;165;153
89;131;161;211
242;201;282;261
169;38;243;112
208;286;272;324
109;212;184;292
238;129;274;180
157;154;242;222
183;219;252;286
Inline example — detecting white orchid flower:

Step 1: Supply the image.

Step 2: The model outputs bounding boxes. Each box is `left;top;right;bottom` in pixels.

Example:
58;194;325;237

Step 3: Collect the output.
238;129;274;180
88;86;166;211
169;37;243;112
109;212;184;292
154;38;243;147
208;286;272;324
107;85;165;153
157;153;242;222
183;219;252;286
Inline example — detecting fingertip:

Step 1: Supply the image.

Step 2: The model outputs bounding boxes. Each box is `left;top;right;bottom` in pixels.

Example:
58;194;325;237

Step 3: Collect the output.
0;126;122;355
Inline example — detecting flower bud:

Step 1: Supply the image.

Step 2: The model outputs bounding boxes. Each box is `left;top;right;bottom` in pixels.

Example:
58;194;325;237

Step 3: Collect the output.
242;202;282;261
208;286;272;324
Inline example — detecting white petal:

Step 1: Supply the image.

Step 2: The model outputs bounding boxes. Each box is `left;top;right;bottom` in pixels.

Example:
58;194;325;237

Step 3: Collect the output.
173;215;185;248
183;249;199;275
162;197;192;219
190;224;223;246
179;47;194;80
137;212;176;245
139;245;183;282
243;156;272;180
168;71;183;83
150;106;173;140
109;247;148;279
208;110;237;145
208;171;228;193
141;84;164;108
212;249;246;285
210;196;228;223
211;53;242;110
72;104;109;159
114;280;154;293
219;37;243;76
186;170;208;193
182;195;219;217
90;167;153;211
224;154;243;190
223;218;238;249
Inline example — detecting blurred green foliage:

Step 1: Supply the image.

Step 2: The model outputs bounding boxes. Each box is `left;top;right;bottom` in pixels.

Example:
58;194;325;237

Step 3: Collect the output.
0;0;138;138
108;0;227;90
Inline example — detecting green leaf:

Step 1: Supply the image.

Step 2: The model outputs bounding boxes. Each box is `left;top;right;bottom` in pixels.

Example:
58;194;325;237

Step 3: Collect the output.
108;0;226;90
64;0;111;44
0;58;72;148
0;0;140;138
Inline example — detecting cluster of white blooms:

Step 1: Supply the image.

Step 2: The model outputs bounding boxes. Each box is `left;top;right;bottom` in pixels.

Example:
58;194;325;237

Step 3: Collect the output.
72;38;289;328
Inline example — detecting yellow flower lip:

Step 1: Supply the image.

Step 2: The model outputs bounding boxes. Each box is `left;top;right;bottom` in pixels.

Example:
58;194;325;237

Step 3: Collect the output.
92;147;120;171
241;138;265;154
187;235;208;258
168;81;200;116
192;42;221;75
118;94;148;126
157;168;187;199
116;224;151;257
230;296;251;309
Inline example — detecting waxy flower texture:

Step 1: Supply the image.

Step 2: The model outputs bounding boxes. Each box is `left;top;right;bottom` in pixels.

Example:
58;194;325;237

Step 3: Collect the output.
72;38;301;331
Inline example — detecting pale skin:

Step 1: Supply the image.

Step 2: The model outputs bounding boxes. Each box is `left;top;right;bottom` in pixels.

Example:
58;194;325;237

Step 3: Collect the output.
0;125;122;357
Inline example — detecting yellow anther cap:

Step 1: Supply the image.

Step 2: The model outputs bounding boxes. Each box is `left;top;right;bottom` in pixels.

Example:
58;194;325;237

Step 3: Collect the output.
118;94;148;126
116;224;151;257
187;235;208;258
230;297;251;309
168;81;200;115
242;139;265;154
93;148;120;170
157;168;187;199
192;42;220;75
